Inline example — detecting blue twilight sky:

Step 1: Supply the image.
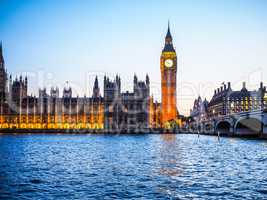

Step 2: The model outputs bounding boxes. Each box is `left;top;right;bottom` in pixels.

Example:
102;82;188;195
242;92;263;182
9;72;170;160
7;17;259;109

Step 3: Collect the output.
0;0;267;115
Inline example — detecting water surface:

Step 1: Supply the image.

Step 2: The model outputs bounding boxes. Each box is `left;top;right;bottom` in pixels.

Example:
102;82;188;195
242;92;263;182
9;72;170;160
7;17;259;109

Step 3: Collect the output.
0;134;266;199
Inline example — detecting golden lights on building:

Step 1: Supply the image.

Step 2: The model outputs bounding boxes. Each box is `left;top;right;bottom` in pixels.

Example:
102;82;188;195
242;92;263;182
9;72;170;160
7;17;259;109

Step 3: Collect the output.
190;82;267;125
0;77;105;130
0;24;182;131
160;23;179;127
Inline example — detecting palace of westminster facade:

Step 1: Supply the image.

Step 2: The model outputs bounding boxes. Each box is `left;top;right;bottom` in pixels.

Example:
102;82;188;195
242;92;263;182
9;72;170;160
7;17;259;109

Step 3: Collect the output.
0;25;180;131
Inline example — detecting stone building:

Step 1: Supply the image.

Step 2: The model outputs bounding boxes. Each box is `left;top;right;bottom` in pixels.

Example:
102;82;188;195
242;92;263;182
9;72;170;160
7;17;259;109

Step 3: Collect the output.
190;96;209;122
0;42;167;131
104;74;150;131
207;82;267;118
0;74;104;129
149;96;161;129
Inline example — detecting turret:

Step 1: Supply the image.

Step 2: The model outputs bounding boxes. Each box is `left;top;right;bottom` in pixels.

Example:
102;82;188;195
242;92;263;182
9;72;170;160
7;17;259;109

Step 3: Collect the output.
39;88;46;96
227;82;231;90
104;75;107;86
0;41;4;69
94;76;99;88
146;74;150;86
50;86;59;98
0;43;8;102
93;76;100;98
241;82;248;92
242;82;246;89
134;74;137;85
260;82;263;90
115;74;121;94
9;74;12;90
63;87;72;98
25;77;28;88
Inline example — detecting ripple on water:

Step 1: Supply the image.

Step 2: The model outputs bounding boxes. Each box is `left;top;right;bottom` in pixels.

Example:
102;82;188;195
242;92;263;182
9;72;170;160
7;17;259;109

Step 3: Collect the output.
0;134;267;199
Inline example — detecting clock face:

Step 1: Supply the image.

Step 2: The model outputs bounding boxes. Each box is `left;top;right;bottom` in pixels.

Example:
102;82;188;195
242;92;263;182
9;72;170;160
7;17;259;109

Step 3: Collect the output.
164;59;173;68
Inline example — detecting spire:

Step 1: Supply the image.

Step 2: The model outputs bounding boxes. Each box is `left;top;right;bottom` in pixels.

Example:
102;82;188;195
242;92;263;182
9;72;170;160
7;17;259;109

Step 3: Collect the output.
0;41;2;55
146;74;150;85
166;20;172;39
162;21;175;53
134;74;137;84
93;76;100;98
0;41;4;68
94;76;99;89
241;82;248;92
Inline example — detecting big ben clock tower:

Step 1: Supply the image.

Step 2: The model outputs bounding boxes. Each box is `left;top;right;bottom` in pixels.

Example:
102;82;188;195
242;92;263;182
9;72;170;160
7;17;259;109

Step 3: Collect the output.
160;23;178;125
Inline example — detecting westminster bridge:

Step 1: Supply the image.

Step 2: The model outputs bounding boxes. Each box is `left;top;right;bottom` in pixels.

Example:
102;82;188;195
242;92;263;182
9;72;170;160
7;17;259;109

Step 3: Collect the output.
189;109;267;137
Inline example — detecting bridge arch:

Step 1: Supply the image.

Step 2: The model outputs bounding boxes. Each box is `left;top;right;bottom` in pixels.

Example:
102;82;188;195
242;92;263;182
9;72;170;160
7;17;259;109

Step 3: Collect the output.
216;120;232;135
234;117;263;136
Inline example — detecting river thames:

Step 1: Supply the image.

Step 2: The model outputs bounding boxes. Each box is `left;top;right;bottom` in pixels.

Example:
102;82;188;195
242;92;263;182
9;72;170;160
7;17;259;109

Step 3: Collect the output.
0;134;266;199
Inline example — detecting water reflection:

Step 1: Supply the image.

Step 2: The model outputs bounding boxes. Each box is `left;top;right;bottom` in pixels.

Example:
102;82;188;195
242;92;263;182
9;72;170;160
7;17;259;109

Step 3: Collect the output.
161;133;176;142
158;134;183;177
0;134;267;199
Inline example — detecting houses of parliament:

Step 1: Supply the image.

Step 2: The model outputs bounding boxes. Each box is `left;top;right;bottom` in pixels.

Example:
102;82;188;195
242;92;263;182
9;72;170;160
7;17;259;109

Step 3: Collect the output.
0;25;181;131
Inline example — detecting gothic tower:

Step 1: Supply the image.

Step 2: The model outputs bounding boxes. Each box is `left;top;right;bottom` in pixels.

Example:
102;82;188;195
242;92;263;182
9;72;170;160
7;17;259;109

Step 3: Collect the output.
160;23;178;125
93;76;100;98
0;42;8;102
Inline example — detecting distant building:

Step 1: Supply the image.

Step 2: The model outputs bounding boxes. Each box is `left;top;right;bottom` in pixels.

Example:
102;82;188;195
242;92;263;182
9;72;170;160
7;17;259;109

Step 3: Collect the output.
207;82;267;118
190;96;209;123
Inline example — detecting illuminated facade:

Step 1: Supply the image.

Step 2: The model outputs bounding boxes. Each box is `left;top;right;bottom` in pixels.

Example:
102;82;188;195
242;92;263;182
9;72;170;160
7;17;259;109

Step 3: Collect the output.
0;24;182;131
160;23;178;126
0;72;104;129
207;82;267;118
149;96;161;128
0;43;160;131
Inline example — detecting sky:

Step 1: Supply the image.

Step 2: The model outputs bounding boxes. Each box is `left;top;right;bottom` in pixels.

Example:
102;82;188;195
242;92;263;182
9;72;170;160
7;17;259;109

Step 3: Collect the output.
0;0;267;115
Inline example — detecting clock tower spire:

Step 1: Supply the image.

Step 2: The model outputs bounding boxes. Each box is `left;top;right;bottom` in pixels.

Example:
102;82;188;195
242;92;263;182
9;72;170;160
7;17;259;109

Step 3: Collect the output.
160;23;178;127
163;22;175;53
